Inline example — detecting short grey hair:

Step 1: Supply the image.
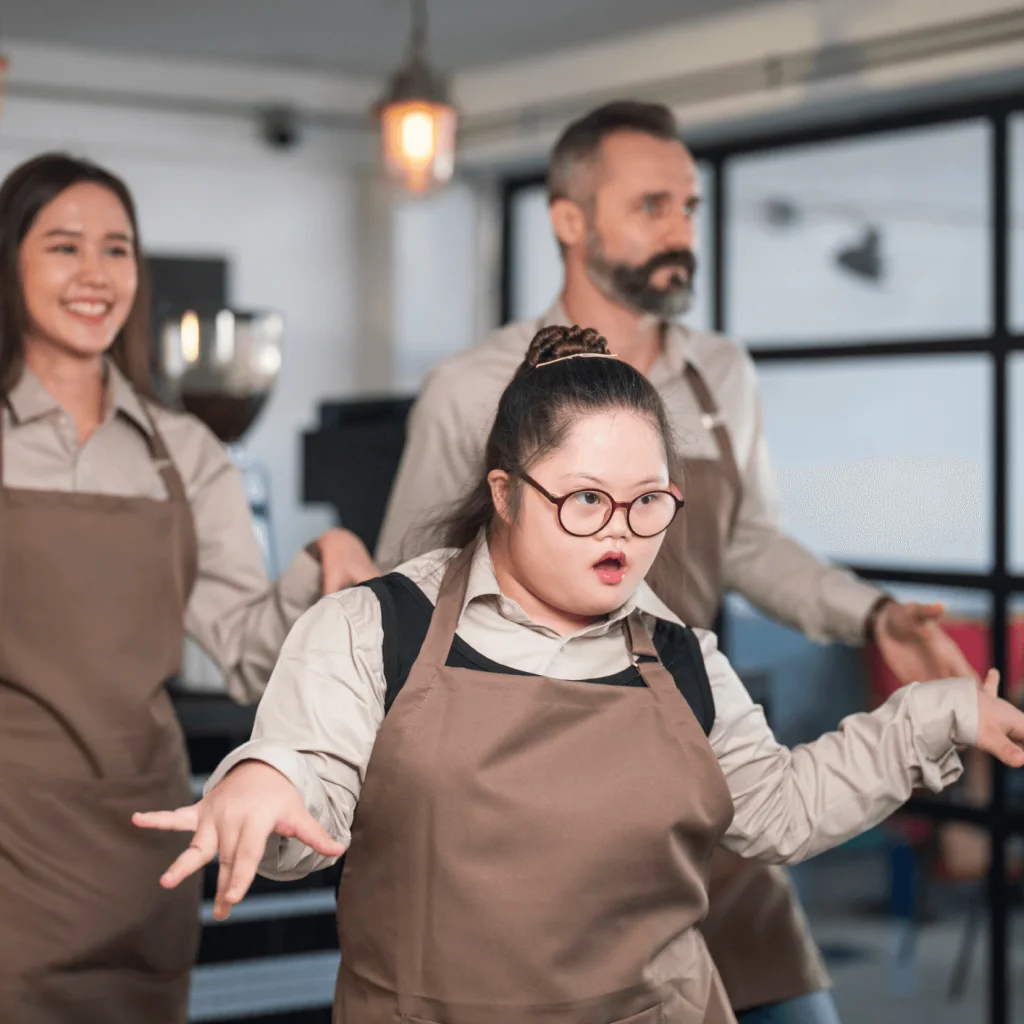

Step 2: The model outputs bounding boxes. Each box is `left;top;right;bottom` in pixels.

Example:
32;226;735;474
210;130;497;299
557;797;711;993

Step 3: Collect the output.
546;101;679;207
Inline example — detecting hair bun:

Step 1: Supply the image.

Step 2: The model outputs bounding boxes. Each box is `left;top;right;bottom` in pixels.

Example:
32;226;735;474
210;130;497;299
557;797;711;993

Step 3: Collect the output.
522;325;610;371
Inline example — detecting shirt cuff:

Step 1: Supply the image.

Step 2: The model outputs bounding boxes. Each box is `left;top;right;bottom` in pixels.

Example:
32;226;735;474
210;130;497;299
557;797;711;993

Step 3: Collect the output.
203;738;348;878
204;739;316;805
903;677;978;791
821;570;889;646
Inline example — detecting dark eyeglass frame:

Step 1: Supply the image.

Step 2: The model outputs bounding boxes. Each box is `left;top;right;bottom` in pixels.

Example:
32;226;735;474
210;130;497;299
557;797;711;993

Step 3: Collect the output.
519;472;684;538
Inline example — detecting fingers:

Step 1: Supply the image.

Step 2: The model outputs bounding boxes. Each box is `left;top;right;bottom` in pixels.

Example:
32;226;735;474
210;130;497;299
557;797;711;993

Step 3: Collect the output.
213;813;245;921
983;669;1001;697
322;556;379;595
350;557;380;586
913;602;945;621
277;809;346;858
161;819;219;889
989;735;1024;769
221;818;271;914
133;806;199;833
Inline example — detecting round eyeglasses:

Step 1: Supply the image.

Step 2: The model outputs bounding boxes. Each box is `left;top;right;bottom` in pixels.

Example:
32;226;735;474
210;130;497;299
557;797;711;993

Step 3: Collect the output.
520;472;684;539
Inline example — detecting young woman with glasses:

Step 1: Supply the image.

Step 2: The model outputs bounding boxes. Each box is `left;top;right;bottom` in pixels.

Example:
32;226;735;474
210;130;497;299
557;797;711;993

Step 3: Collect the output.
136;324;1024;1024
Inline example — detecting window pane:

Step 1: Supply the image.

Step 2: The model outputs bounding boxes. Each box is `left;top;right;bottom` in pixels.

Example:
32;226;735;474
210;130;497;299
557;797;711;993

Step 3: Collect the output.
393;182;478;390
508;161;714;331
1012;353;1024;572
1010;113;1024;332
727;121;992;345
508;185;561;322
755;355;992;569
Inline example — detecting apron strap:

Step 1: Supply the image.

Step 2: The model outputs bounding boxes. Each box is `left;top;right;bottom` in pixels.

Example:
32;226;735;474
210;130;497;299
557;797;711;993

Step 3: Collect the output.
0;399;7;489
414;544;476;673
625;609;710;744
681;360;743;538
138;404;190;507
624;610;677;699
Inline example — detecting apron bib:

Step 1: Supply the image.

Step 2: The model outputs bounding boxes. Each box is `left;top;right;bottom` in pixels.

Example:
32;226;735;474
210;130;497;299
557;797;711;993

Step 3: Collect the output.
334;547;736;1024
0;405;200;1023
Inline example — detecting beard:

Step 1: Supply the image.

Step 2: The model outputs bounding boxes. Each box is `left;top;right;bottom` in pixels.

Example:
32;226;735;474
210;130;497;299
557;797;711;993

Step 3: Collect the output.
585;229;697;319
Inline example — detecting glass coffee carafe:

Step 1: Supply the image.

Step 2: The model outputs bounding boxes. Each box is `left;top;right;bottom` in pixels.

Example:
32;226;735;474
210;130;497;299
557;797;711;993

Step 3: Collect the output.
155;308;284;692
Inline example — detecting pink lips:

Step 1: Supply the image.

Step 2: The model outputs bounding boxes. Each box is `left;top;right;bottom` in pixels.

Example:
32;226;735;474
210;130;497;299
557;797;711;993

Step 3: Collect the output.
593;550;628;585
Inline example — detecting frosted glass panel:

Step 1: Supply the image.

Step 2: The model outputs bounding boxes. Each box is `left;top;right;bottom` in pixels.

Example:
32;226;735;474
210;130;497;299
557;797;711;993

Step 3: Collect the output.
1012;353;1024;572
727;121;992;345
509;185;562;322
393;182;478;389
1010;114;1024;332
756;355;991;569
508;161;714;331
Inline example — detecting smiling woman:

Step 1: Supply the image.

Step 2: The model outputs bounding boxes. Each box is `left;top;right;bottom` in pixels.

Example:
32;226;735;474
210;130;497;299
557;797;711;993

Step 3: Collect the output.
0;153;378;1024
137;324;1024;1024
0;156;154;406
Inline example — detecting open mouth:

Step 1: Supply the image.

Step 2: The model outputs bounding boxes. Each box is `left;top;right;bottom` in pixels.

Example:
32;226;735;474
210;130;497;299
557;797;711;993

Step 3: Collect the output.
593;551;628;585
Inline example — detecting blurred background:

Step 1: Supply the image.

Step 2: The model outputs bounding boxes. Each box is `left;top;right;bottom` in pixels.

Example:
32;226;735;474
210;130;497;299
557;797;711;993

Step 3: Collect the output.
3;0;1024;1021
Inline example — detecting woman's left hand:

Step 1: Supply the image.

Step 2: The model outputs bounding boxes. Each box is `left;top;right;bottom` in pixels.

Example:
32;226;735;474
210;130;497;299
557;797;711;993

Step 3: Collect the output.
315;528;379;595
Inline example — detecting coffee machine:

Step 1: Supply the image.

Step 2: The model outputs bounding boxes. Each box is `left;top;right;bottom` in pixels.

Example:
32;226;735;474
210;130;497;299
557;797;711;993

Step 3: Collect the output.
156;308;284;691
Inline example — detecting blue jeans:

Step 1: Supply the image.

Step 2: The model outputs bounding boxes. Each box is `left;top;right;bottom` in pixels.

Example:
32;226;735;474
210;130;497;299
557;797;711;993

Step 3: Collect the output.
736;991;843;1024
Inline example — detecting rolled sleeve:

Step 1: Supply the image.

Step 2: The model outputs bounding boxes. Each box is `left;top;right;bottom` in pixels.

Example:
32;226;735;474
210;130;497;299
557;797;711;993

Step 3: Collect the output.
204;587;388;881
702;628;975;864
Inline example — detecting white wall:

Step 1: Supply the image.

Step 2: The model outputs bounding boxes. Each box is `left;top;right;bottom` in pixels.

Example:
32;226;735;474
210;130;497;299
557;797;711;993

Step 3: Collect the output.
1;43;378;566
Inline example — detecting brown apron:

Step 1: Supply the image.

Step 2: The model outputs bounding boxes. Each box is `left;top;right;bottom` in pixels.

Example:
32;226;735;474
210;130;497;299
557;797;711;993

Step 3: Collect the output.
0;406;201;1023
334;546;737;1024
646;357;830;1011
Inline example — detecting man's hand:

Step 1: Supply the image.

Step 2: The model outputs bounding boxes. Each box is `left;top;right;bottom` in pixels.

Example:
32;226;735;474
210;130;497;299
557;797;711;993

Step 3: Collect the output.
873;600;979;685
315;528;379;595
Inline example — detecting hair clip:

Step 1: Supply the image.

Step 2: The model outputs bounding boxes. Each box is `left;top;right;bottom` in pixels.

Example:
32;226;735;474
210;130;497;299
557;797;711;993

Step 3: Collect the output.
535;352;619;368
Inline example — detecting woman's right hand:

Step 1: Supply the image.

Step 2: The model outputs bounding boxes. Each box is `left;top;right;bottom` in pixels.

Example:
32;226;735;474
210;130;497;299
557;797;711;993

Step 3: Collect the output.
976;670;1024;768
132;761;346;920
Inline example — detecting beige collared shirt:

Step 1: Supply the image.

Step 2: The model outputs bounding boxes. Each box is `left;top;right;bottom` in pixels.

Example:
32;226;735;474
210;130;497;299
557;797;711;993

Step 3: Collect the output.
206;536;976;882
1;363;322;703
375;302;883;645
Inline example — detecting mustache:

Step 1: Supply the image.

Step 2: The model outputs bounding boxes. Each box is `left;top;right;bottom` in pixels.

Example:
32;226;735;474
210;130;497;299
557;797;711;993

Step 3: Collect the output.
611;248;697;294
637;248;696;281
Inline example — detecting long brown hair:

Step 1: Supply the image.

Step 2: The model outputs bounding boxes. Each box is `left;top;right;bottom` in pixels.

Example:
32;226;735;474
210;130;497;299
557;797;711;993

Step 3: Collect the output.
440;324;682;550
0;152;157;398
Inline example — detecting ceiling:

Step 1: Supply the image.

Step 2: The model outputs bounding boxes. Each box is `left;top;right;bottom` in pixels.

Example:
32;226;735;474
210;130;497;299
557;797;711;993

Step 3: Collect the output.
3;0;762;78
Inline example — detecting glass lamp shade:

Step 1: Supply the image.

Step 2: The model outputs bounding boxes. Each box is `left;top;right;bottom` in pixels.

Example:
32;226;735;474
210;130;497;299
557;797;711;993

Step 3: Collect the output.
380;98;457;193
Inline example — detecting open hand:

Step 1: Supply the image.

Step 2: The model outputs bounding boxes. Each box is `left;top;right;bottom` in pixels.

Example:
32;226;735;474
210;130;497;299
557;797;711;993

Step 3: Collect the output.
874;601;978;685
976;669;1024;768
132;761;345;920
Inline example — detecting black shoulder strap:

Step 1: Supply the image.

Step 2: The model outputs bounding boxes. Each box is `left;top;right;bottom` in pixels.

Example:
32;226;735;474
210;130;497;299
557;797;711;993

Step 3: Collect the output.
360;576;716;734
652;619;716;735
358;573;434;712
